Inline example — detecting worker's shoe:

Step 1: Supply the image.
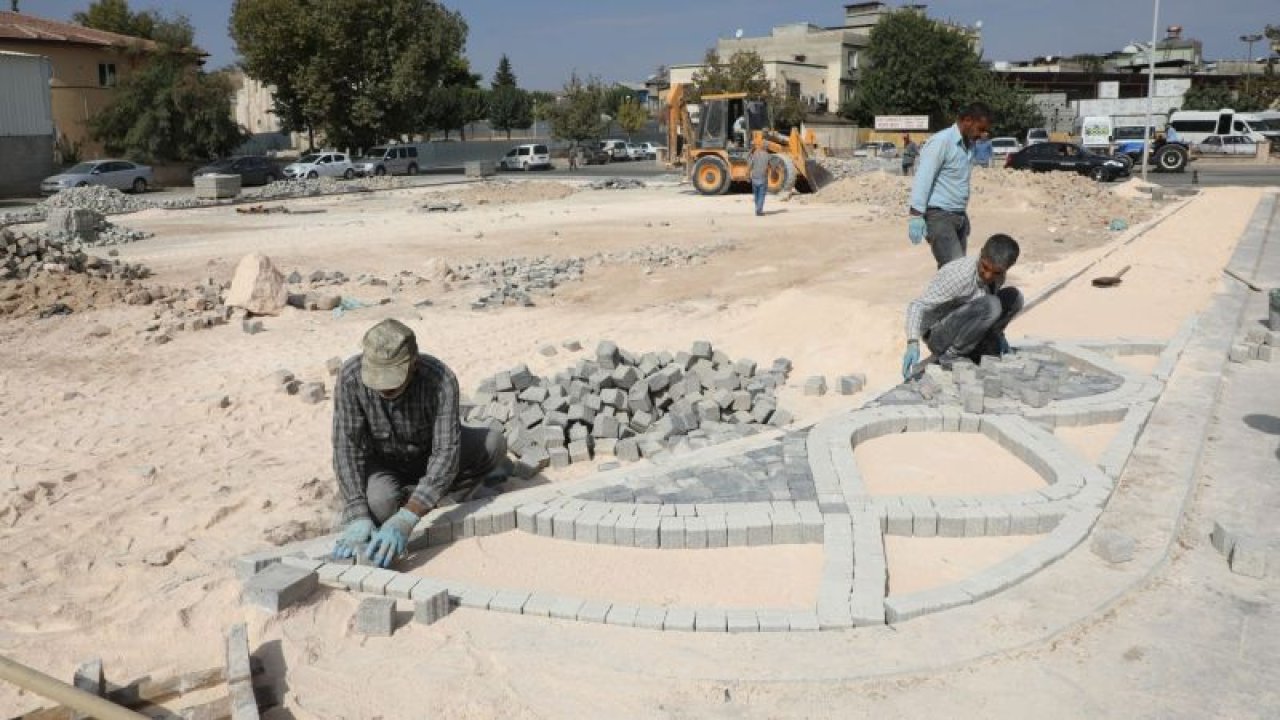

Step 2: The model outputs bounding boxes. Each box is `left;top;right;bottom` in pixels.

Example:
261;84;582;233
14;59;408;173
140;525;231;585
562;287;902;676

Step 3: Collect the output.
936;349;963;371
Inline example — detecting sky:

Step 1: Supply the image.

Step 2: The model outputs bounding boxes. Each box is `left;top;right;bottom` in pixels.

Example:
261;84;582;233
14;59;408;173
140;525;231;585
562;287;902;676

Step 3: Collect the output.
19;0;1279;90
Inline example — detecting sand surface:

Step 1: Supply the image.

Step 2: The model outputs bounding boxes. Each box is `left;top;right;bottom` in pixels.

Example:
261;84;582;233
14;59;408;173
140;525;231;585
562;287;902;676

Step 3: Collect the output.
884;535;1041;595
0;175;1263;716
856;431;1046;495
1113;353;1160;374
1054;422;1123;464
407;533;823;608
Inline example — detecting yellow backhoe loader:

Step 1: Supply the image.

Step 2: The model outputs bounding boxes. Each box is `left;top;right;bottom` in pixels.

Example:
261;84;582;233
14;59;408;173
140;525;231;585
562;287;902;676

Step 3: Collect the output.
665;83;821;196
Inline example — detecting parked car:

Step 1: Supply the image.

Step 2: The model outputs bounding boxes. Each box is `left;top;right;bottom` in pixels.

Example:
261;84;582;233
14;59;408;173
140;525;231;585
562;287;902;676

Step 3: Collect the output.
41;159;153;195
624;143;648;161
499;144;552;171
1025;128;1050;146
573;142;611;165
635;141;666;159
352;145;420;177
191;155;279;186
599;139;630;161
989;137;1022;157
1005;142;1129;181
1194;134;1259;156
853;141;898;158
282;152;355;180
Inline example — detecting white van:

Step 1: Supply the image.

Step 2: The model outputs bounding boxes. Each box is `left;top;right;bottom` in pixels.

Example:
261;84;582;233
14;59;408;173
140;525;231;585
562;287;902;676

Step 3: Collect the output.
1167;109;1277;145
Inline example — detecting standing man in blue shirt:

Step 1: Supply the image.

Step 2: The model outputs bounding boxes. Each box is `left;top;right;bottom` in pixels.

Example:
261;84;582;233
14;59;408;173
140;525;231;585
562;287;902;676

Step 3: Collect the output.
907;103;994;268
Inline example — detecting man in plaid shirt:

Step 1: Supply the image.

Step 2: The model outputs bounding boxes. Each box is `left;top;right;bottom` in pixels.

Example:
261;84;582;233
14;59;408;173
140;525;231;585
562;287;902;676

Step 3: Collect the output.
332;319;508;567
902;234;1023;379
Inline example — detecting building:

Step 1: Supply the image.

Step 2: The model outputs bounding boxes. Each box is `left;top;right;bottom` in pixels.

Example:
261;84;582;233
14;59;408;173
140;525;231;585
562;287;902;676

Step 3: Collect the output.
0;50;54;195
668;3;981;114
0;10;182;157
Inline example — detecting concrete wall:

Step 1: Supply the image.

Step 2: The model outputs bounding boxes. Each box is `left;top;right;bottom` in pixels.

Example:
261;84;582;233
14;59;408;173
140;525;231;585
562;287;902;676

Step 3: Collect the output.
0;134;54;197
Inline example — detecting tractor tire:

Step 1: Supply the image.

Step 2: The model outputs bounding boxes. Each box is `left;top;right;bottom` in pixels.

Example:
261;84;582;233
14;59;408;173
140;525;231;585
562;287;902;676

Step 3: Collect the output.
1154;144;1188;173
691;156;731;196
766;155;797;194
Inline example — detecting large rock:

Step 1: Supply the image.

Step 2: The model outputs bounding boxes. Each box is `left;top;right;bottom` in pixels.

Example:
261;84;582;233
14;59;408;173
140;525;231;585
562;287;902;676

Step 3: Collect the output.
226;253;288;315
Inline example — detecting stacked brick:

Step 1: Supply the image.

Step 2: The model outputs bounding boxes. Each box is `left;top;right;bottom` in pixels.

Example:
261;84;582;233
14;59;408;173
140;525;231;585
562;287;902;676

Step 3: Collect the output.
468;340;795;475
0;225;150;282
1228;327;1280;364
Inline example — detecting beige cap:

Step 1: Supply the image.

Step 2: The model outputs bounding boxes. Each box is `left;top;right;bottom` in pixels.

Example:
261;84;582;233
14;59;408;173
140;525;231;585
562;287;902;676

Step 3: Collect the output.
360;319;417;390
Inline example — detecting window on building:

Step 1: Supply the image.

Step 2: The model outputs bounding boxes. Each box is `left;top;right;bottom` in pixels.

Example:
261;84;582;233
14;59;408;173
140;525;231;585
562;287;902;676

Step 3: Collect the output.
787;81;801;100
794;54;806;63
849;52;859;70
98;63;117;87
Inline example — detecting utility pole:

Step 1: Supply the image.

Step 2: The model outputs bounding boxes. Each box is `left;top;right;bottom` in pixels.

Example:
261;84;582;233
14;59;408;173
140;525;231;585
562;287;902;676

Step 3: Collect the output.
1240;33;1263;97
1142;0;1159;185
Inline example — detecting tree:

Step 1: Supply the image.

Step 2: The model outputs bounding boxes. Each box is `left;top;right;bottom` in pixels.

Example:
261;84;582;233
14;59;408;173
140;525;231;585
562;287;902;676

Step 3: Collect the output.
840;11;1041;135
492;54;517;88
601;84;635;118
231;0;469;149
1180;82;1276;113
489;86;532;139
545;73;608;144
76;0;243;162
615;98;647;140
688;49;772;102
1179;84;1239;112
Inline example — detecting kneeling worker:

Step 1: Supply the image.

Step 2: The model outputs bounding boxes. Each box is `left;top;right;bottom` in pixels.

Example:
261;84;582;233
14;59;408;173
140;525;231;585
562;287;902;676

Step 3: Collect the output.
332;319;509;567
902;234;1023;379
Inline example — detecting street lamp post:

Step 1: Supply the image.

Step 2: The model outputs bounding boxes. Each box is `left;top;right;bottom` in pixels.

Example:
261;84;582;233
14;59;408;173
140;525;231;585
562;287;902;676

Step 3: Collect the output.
1240;33;1263;96
1141;0;1159;185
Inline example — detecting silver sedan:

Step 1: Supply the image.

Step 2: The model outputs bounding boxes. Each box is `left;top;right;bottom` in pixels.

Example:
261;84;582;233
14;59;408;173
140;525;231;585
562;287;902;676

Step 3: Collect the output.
40;159;154;195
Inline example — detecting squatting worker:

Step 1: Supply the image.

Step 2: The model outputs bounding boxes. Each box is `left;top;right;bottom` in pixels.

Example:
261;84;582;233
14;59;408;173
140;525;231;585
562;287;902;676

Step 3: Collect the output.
748;136;770;216
332;319;509;568
901;234;1023;380
907;102;994;268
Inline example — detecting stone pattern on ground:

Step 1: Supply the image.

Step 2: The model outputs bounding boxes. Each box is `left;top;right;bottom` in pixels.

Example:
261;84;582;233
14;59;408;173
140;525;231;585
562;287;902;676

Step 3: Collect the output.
238;337;1183;633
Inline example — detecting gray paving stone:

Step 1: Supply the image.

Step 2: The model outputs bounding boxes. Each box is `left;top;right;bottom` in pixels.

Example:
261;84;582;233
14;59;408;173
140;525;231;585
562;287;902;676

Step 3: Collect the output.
1210;520;1238;557
936;508;967;538
725;514;749;546
1006;505;1041;535
634;607;667;630
413;588;451;625
1229;539;1270;578
355;596;397;636
659;516;686;549
604;604;639;627
985;508;1012;536
576;600;613;623
885;504;913;536
663;607;697;631
683;516;708;549
704;514;729;548
549;597;585;620
454;586;497;609
633;516;661;548
487;590;531;614
911;506;938;537
745;512;773;546
1090;529;1136;564
694;608;728;632
359;568;399;595
243;564;318;613
521;593;559;617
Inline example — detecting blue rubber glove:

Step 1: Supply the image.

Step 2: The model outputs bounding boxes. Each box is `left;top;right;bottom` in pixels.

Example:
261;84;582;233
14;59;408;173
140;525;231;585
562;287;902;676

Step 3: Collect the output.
908;216;927;245
366;508;420;568
332;517;374;560
902;341;920;380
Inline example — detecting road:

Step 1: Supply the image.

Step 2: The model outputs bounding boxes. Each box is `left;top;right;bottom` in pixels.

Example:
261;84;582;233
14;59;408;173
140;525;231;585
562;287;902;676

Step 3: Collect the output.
1145;162;1280;188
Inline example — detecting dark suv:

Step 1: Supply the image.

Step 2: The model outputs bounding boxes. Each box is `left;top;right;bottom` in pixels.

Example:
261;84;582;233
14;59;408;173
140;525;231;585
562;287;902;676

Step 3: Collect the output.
1005;142;1130;182
191;155;280;186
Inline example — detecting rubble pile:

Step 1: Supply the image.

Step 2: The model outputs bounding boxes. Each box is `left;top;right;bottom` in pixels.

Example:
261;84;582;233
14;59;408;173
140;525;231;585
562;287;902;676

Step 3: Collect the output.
137;280;235;344
245;175;402;200
43;185;155;215
43;207;152;247
0;226;153;317
586;178;647;190
0;226;149;284
468;340;796;475
811;156;892;182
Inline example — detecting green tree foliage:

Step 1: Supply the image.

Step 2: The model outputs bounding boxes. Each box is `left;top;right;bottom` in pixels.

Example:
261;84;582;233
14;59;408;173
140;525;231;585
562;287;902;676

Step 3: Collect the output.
528;90;556;121
841;11;1041;135
489;86;532;139
545;74;608;143
688;49;772;102
231;0;468;149
77;0;242;161
1180;81;1277;113
492;54;517;88
615;98;647;140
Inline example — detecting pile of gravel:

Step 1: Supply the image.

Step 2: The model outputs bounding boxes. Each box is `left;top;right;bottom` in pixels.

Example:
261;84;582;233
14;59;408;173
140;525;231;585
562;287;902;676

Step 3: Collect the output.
42;185;154;215
244;175;402;201
586;178;646;190
812;156;893;181
0;226;150;282
469;340;795;475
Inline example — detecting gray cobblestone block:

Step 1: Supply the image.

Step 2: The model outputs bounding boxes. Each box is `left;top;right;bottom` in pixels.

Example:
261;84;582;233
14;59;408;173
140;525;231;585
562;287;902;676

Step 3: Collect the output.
1090;529;1136;564
576;600;612;623
634;607;668;630
691;608;726;632
936;508;967;538
798;505;825;542
572;511;605;543
689;340;713;359
704;514;729;548
817;597;854;630
383;573;421;599
1006;506;1041;535
517;593;555;617
515;503;546;533
850;592;886;627
659;516;686;549
605;604;639;627
725;609;759;633
243;564;318;612
769;409;794;427
549;447;571;469
755;609;791;632
746;512;773;546
316;562;349;586
781;611;815;632
355;596;397;636
725;514;749;546
984;508;1011;535
541;426;567;448
568;439;592;464
837;374;867;395
549;597;585;620
454;586;496;609
911;506;938;537
360;568;399;595
1227;344;1251;363
596;340;620;369
634;516;661;548
1034;505;1064;532
682;516;708;548
552;509;580;540
770;507;803;544
663;607;696;631
885;505;913;536
960;508;987;537
804;376;828;396
1211;520;1238;557
615;437;641;461
534;506;558;537
884;586;973;624
1229;539;1270;578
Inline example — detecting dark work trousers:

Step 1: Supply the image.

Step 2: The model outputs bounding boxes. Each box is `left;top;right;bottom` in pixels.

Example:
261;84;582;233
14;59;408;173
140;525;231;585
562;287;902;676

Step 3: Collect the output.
925;208;970;268
364;424;506;523
924;287;1024;363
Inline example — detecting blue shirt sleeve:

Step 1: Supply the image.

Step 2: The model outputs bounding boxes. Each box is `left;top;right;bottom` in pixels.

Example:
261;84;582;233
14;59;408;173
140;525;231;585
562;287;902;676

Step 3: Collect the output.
909;135;946;214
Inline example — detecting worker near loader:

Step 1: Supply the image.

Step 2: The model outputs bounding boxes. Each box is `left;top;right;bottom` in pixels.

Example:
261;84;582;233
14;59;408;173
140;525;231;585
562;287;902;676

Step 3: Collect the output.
907;102;993;268
901;234;1022;379
748;136;770;216
332;319;510;568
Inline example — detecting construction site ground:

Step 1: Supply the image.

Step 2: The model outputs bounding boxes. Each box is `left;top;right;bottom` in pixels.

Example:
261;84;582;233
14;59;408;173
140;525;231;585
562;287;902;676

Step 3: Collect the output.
0;170;1276;718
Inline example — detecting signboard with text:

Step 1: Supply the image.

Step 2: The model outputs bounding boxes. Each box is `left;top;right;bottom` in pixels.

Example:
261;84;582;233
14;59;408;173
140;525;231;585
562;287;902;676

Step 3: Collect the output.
874;115;930;131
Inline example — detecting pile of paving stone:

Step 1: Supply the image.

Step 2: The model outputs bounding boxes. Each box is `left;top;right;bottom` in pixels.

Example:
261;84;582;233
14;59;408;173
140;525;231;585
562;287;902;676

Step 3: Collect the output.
43;185;155;215
285;269;350;287
244;175;401;201
463;241;737;310
469;340;796;475
42;207;152;248
873;348;1123;413
0;225;150;282
137;279;234;344
586;178;646;190
812;156;892;181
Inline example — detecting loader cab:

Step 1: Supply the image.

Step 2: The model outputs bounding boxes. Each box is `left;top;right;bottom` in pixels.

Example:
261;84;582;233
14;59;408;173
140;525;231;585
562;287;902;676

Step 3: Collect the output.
696;94;769;152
